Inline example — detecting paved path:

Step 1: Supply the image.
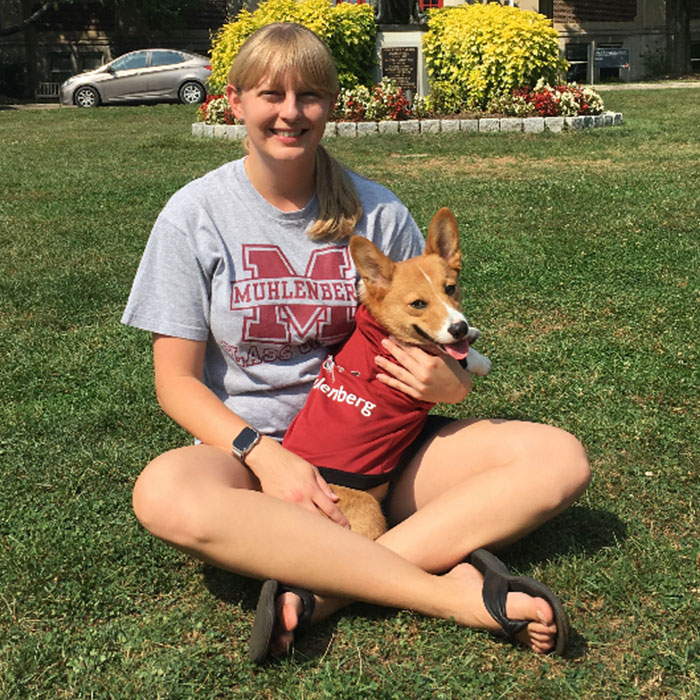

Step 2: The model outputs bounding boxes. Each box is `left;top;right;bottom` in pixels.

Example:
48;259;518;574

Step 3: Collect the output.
1;102;62;110
0;102;61;112
593;80;700;91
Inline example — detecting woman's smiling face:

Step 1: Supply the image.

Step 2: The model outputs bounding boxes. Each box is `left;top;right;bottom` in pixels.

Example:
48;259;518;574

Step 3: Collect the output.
227;72;335;167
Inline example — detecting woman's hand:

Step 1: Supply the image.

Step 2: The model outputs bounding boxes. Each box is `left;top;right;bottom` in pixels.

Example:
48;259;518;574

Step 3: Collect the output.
374;337;472;404
152;334;348;527
245;437;350;529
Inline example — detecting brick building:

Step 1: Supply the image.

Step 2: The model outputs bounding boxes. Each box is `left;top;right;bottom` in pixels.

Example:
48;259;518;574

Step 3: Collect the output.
1;0;698;99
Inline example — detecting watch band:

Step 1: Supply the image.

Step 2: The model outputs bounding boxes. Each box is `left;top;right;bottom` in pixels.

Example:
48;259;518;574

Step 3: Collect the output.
231;426;261;464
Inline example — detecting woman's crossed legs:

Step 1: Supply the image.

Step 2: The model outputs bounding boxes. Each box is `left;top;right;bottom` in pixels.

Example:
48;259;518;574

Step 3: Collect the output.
132;418;590;656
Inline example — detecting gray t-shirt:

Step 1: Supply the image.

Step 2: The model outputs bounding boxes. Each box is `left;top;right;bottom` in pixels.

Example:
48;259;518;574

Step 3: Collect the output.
122;157;424;439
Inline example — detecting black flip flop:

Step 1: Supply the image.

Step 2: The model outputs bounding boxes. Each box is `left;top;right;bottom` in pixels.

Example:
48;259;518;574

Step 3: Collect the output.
468;548;569;656
248;579;316;664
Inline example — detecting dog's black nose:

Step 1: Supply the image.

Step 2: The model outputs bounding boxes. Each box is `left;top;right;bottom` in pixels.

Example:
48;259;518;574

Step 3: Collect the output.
448;321;469;340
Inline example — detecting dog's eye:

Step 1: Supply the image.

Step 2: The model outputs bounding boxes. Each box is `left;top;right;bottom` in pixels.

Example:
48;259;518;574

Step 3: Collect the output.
444;285;457;296
409;299;428;310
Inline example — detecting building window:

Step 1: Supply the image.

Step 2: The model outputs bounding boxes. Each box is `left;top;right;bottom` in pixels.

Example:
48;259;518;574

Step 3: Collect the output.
692;42;700;73
566;42;632;84
80;53;103;71
49;53;73;83
565;43;589;83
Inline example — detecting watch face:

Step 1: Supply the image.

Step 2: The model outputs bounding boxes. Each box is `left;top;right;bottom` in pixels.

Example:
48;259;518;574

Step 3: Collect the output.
233;427;258;454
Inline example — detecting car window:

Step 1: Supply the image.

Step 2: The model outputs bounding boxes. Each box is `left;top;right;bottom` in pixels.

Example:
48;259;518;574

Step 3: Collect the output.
150;51;185;67
111;52;148;72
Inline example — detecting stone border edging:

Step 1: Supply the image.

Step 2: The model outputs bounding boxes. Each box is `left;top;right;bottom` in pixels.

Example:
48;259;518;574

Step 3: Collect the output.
192;112;622;139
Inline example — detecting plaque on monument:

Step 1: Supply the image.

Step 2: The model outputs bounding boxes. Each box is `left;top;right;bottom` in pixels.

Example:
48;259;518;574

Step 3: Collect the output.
380;46;418;95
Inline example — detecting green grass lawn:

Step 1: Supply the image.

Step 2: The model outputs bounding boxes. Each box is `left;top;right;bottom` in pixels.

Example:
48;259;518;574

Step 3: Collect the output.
1;89;698;698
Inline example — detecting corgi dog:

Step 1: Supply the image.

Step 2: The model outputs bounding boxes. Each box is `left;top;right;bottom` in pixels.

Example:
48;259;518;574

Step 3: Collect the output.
282;208;490;539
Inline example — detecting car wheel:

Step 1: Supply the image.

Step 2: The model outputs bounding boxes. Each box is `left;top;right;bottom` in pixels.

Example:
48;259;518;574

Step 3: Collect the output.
179;81;206;105
74;86;100;108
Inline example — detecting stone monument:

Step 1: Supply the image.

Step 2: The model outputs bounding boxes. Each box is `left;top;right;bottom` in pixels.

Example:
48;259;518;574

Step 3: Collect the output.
374;0;429;100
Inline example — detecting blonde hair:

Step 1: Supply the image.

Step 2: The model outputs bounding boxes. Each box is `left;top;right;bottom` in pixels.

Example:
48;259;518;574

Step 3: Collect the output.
228;23;362;242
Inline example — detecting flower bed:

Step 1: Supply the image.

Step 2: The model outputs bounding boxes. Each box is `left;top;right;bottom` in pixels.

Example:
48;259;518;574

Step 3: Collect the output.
194;79;621;137
197;94;236;125
197;79;607;127
488;80;606;117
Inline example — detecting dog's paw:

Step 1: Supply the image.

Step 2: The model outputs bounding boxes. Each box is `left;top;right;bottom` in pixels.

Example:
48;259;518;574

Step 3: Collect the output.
467;349;491;377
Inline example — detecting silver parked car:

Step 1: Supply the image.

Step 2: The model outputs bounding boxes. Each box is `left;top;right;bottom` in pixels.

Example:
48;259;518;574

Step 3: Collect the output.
60;49;212;107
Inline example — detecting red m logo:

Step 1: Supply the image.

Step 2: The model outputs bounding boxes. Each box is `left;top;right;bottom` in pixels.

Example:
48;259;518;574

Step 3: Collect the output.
230;245;357;345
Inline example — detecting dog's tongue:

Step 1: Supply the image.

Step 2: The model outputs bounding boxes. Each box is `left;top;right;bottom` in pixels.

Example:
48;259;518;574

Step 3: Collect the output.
442;338;470;361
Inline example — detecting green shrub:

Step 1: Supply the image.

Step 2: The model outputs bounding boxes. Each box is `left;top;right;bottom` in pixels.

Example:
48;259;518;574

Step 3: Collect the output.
422;3;568;111
425;80;471;116
208;0;376;94
640;46;671;79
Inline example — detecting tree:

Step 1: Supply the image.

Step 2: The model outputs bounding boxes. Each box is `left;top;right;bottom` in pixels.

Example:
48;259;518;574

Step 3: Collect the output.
0;0;74;38
0;0;201;38
666;0;691;76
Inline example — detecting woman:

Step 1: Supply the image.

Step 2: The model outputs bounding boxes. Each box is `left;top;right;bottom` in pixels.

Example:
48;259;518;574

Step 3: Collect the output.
122;23;590;662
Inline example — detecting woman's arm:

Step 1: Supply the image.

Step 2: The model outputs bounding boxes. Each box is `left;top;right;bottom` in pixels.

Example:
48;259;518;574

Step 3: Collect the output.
152;334;349;527
373;337;472;404
153;333;245;451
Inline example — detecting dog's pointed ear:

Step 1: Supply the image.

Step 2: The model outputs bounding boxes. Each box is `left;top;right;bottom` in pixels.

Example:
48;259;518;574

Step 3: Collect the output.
350;236;395;297
425;208;461;271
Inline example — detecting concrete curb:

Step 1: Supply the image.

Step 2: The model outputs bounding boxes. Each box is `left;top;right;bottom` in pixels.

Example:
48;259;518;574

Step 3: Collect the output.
192;111;623;139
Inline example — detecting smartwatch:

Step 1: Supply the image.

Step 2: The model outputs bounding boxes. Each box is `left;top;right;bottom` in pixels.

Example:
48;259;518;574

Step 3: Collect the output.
231;427;261;464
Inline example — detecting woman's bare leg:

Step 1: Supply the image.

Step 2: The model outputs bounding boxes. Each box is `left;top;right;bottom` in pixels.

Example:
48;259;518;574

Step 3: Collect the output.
277;419;589;651
133;445;486;613
383;418;590;568
131;434;585;653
